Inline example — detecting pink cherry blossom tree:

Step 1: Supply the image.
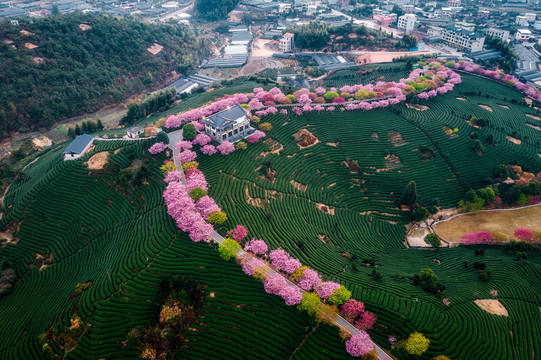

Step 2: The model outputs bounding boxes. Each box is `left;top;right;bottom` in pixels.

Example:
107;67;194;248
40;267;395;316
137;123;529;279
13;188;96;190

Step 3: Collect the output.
244;239;268;255
315;281;341;300
176;140;193;151
242;258;267;275
340;299;364;322
178;150;197;163
201;144;217;156
193;134;212;146
296;268;322;291
229;225;248;242
217;141;235;155
356;311;377;331
149;142;168;155
278;286;303;306
345;332;374;357
264;274;287;295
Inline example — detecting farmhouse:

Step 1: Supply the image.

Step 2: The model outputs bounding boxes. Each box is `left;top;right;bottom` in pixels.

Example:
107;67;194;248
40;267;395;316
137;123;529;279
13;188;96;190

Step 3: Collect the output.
201;105;253;143
126;125;144;138
63;134;94;160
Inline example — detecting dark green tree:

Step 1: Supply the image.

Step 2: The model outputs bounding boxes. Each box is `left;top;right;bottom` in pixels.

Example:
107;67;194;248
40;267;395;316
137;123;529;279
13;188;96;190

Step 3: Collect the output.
67;127;75;139
182;123;197;141
156;131;169;144
75;124;82;136
400;180;417;207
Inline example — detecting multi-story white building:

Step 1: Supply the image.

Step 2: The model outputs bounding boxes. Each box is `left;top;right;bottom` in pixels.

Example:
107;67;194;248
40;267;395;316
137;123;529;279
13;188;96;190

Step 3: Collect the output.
398;14;416;33
447;0;460;7
279;3;292;13
279;32;294;52
515;29;532;41
485;28;509;42
516;15;529;27
442;27;485;52
525;13;537;22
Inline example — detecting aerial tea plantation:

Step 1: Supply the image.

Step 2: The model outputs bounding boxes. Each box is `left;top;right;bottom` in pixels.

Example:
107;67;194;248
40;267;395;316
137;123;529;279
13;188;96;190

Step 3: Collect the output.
196;73;541;359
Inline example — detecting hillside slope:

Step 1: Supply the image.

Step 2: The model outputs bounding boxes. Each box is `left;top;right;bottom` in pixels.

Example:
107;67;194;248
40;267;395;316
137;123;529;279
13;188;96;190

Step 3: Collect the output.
0;13;207;137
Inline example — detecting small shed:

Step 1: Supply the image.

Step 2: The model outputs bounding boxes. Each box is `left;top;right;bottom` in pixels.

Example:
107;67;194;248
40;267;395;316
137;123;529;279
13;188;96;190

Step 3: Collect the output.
63;134;94;161
127;126;144;138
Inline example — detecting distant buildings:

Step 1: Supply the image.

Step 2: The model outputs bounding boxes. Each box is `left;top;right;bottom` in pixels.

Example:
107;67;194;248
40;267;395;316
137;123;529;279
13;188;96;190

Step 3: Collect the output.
485;28;509;42
515;29;532;41
398;14;416;34
477;10;489;19
373;13;397;25
63;134;94;160
442;27;485;52
280;32;294;53
401;4;414;14
447;0;460;7
516;15;529;27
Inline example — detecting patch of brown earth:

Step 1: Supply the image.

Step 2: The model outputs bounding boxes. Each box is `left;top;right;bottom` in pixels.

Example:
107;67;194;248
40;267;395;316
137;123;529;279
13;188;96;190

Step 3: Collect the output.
245;185;265;208
33;57;44;64
406;103;430;111
326;142;338;147
479;104;493;112
388;130;407;146
359;211;374;215
282;121;288;126
526;123;541;131
524;97;533;105
293;129;320;149
466;120;481;129
318;234;334;245
498;104;510;109
443;126;458;138
79;24;92;31
0;220;20;245
383;154;402;170
257;139;283;158
316;203;335;215
327;182;336;189
36;253;53;271
506;136;521;145
114;148;122;154
32;136;52;149
147;43;163;55
85;151;109;170
526;113;541;121
20;30;34;36
456;97;468;101
475;299;508;316
24;42;38;49
290;180;307;191
371;132;379;140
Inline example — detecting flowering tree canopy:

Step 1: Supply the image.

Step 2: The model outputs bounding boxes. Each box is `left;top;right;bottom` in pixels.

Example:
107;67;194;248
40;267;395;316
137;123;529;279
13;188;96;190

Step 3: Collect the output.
178;150;197;164
217;141;235;155
230;225;248;242
315;281;341;300
345;332;374;357
201;144;217;156
244;239;268;255
176;140;193;151
149;142;168;155
242;258;266;276
218;239;242;261
278;286;303;306
405;332;430;356
296;268;322;291
192;134;212;146
264;274;287;295
340;299;364;322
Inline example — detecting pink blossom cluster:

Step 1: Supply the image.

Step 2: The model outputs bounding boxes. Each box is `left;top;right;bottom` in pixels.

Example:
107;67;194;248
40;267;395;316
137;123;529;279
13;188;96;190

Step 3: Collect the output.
149;142;168;155
176;140;193;151
201;144;217;156
192;134;211;146
490;289;498;297
315;281;341;300
247;130;266;143
264;274;287;295
442;298;450;306
229;225;248;242
345;332;374;357
164;171;183;184
460;231;495;245
269;249;302;274
217;141;235;155
186;171;208;192
356;312;377;331
242;258;266;276
340;299;365;322
278;286;303;306
244;239;268;255
195;195;220;219
514;228;534;242
296;268;322;291
178;150;197;164
163;181;213;242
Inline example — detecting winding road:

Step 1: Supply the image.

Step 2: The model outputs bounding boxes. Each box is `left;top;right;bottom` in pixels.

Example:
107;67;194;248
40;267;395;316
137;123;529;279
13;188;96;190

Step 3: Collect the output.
166;129;392;359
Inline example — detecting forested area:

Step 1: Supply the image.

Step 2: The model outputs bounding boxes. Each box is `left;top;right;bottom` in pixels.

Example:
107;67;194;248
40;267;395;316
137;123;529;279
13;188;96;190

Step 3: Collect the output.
289;22;417;51
194;0;240;21
0;13;207;138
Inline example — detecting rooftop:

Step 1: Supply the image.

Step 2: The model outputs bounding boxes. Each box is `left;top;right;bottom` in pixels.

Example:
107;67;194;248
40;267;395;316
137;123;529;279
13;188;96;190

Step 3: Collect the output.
63;134;94;155
283;32;294;38
201;105;246;129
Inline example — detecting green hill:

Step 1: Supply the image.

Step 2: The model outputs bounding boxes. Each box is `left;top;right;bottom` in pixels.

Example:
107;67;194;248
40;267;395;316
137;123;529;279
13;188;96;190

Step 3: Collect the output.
0;13;207;137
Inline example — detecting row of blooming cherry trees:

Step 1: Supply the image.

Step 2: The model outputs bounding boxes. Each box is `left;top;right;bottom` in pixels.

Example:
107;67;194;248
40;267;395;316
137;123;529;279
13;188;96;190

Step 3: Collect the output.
460;228;541;245
163;62;462;131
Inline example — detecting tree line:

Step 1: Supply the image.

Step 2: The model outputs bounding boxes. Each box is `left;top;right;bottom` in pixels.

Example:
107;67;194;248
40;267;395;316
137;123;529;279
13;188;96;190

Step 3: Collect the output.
121;88;177;125
194;0;240;21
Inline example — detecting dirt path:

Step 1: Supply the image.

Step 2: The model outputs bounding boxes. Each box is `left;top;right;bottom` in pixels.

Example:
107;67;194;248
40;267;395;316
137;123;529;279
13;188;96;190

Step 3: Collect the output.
0;157;40;208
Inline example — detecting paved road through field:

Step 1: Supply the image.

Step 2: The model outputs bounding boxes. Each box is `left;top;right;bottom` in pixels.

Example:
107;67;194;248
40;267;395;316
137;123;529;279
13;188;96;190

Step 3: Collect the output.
167;129;392;360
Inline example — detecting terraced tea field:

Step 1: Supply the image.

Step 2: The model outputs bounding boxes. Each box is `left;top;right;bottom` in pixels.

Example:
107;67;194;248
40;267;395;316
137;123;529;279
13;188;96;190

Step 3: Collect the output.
197;73;541;359
0;140;354;359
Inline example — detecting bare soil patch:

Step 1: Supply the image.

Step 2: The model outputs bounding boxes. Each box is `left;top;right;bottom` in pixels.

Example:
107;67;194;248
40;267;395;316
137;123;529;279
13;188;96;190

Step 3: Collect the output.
0;220;20;245
24;42;38;49
498;104;510;110
79;23;92;31
293;129;319;148
85;151;109;170
290;180;307;192
388;130;407;146
326;142;338;147
475;299;508;316
479;104;493;112
406;103;429;111
33;57;44;64
506;136;521;145
526;123;541;131
32;136;52;149
245;185;265;208
257;139;283;158
252;38;275;57
433;204;541;243
456;97;468;101
20;30;34;36
316;202;335;215
406;225;432;247
318;234;334;245
443;126;458;138
383;154;402;170
147;43;163;55
526;113;541;121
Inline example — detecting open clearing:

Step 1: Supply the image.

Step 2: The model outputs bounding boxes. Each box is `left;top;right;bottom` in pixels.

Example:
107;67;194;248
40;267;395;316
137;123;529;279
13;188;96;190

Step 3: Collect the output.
433;205;541;242
147;43;163;55
85;151;109;170
475;300;508;316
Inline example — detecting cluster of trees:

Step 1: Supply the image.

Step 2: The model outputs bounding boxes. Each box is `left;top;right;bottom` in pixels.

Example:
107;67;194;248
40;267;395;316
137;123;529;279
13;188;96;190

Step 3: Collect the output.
122;88;177;125
0;13;206;138
485;36;518;72
67;119;103;139
290;22;414;51
0;258;16;298
194;0;240;20
119;154;151;187
126;276;204;359
0;138;39;188
412;268;446;296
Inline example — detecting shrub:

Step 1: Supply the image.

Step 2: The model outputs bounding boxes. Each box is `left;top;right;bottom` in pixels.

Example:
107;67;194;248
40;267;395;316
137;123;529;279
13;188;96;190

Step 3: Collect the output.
160;162;177;175
297;292;321;317
182;123;197;141
235;142;247;150
405;332;430;356
424;233;441;247
218;239;241;261
181;161;199;172
207;211;227;225
259;122;272;131
327;285;351;306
